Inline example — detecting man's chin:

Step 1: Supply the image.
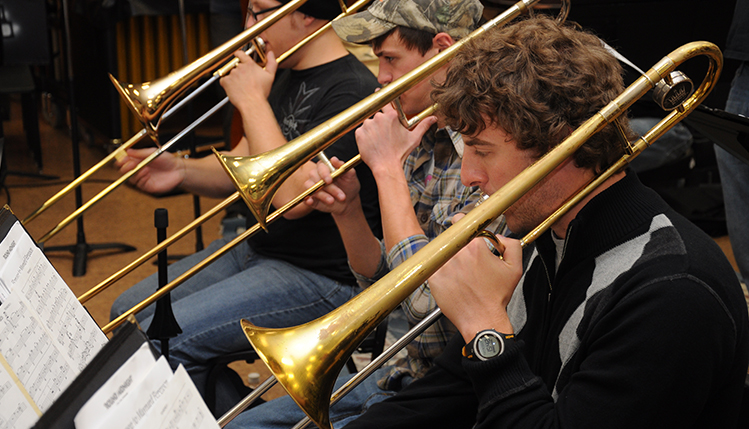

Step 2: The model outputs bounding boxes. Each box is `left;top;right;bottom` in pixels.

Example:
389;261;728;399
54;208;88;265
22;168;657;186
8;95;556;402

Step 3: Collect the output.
504;213;526;237
401;101;428;118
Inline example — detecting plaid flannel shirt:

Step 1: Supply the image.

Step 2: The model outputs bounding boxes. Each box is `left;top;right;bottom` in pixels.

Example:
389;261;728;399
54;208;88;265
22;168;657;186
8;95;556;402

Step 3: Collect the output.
352;125;508;390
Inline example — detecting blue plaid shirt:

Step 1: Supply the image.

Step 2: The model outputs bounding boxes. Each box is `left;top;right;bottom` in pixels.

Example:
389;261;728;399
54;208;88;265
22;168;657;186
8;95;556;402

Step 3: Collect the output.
352;125;508;390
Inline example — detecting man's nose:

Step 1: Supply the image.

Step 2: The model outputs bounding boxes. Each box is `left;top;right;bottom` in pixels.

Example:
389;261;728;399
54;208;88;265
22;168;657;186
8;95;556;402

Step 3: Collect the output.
377;70;392;86
460;159;485;189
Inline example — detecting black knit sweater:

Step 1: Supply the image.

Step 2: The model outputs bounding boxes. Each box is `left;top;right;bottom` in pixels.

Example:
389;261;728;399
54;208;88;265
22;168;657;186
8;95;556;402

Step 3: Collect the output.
344;171;749;428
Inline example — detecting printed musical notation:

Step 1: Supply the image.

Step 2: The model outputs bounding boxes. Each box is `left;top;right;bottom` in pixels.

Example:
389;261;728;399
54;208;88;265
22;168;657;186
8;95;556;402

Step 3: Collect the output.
0;219;108;428
0;361;39;429
75;344;219;429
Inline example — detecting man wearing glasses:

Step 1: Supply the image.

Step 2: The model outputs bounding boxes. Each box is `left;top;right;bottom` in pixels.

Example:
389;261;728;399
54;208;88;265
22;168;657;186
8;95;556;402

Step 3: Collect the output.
111;0;381;417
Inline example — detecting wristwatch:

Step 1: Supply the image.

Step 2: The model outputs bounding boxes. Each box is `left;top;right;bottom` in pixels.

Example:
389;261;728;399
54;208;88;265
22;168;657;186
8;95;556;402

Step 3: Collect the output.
462;329;515;361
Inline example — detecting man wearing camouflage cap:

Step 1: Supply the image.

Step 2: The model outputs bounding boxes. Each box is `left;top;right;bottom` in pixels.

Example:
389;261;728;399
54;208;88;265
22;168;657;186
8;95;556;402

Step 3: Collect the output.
333;0;480;42
224;1;499;428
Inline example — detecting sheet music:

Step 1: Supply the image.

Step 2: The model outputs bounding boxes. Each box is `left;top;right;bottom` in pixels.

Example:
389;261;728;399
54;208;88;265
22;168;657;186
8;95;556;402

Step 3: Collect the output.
0;220;107;419
135;365;220;429
74;343;159;429
0;219;32;304
0;357;39;429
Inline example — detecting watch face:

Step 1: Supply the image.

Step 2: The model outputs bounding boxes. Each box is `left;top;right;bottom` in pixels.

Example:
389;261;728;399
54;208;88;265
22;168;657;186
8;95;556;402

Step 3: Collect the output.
477;333;502;358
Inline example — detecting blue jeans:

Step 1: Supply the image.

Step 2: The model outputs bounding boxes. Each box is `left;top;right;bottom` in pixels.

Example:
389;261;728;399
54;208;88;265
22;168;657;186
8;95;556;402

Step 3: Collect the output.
224;367;399;429
715;62;749;283
110;236;358;415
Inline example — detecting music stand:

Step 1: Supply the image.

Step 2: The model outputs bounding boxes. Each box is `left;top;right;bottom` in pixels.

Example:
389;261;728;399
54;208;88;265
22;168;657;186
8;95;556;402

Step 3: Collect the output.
683;105;749;166
42;0;135;276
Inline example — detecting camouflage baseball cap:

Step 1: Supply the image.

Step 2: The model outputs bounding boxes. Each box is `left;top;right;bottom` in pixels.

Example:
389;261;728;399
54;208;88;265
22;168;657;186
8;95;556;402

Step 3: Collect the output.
332;0;484;43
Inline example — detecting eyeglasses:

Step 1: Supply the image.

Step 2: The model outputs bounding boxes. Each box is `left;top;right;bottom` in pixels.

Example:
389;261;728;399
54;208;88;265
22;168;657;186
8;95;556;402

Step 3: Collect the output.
247;4;283;22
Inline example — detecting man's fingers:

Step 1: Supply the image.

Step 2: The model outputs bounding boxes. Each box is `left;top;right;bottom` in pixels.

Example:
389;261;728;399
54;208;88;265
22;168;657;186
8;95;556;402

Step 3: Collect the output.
234;49;251;63
412;115;438;139
264;50;278;75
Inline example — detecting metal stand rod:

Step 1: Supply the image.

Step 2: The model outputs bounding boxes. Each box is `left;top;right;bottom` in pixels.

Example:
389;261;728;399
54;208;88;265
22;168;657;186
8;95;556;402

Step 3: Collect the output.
178;0;203;253
146;208;182;361
43;0;135;276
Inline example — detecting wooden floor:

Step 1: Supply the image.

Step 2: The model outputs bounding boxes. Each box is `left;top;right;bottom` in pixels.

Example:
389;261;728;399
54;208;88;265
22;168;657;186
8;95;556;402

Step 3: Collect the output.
2;94;748;406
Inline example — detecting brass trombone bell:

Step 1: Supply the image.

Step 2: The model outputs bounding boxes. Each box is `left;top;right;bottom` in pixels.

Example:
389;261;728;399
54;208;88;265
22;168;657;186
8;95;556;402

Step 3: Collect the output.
110;0;308;137
239;41;723;429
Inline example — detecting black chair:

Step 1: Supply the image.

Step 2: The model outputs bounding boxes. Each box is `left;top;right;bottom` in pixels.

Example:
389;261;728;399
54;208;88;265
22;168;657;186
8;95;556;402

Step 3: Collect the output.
203;318;389;416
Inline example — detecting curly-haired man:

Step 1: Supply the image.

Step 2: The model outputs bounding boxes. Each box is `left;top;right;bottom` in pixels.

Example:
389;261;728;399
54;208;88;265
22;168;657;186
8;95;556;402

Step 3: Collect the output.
344;15;749;429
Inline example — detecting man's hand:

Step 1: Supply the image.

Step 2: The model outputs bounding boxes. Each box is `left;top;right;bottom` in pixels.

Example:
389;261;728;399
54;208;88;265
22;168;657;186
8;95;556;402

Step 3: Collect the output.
304;156;362;216
355;103;437;174
115;147;185;195
428;234;523;342
220;49;278;112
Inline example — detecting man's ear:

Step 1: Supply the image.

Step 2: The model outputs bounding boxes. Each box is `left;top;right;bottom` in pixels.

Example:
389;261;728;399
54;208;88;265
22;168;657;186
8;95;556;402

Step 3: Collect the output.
433;32;455;52
301;13;318;27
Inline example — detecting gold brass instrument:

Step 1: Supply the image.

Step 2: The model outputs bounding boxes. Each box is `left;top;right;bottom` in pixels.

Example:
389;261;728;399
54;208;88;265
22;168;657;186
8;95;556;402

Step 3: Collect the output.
235;41;722;429
111;0;308;136
214;0;569;229
20;4;281;228
25;0;371;244
93;0;561;324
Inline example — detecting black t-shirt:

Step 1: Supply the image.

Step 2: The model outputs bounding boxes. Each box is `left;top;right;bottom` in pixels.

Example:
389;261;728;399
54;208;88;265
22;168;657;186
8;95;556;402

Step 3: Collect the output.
245;54;381;285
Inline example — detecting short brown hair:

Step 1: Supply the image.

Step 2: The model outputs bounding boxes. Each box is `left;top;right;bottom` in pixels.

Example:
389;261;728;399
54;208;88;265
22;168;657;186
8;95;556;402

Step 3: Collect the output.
372;26;436;56
433;16;634;173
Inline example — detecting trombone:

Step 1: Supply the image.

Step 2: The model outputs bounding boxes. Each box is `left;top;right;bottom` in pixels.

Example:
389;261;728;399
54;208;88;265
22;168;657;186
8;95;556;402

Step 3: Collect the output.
24;0;369;243
233;41;722;429
86;0;558;320
22;0;303;229
215;0;570;229
76;0;371;305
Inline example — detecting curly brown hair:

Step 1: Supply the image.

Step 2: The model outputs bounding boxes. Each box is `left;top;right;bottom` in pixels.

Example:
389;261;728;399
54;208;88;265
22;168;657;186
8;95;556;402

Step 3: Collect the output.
432;16;635;173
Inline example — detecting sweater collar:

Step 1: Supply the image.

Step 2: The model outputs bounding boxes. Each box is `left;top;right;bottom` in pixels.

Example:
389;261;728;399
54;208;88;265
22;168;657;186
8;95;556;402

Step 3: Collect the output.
537;170;670;269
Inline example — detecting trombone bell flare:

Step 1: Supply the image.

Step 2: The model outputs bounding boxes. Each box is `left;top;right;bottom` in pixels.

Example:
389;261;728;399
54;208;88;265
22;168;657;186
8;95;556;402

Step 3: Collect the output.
212;148;276;231
240;289;389;429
